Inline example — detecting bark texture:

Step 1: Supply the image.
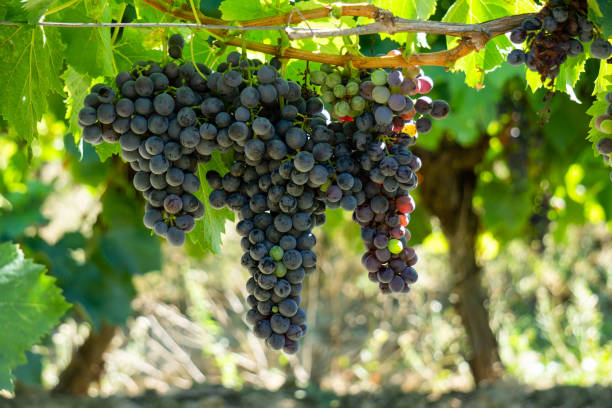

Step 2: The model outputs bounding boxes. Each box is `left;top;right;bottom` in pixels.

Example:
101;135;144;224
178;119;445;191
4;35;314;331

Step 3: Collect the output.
53;322;117;395
416;141;503;384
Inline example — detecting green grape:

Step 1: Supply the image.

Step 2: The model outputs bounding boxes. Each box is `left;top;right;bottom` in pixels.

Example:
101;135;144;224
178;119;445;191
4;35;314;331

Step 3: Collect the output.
346;81;359;96
270;245;284;261
274;263;287;277
325;72;342;88
310;70;327;85
320;63;333;73
371;69;388;86
372;86;391;104
321;91;336;104
320;84;330;93
333;84;347;98
334;100;351;117
350;95;366;111
388;239;403;254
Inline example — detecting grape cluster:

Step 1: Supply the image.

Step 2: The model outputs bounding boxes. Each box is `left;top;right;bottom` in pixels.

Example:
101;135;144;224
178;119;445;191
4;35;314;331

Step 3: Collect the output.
507;0;611;82
309;66;448;293
595;91;612;181
77;34;452;352
78;48;209;247
202;52;334;354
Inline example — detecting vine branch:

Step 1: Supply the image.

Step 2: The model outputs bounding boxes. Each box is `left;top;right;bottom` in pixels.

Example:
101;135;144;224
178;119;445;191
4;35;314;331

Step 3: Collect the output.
141;0;534;68
2;0;537;68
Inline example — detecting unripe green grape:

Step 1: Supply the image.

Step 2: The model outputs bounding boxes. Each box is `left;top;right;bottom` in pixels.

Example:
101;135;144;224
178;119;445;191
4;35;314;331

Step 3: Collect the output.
270;245;284;261
321;91;335;104
388;239;403;254
310;70;327;85
320;63;333;73
333;84;346;98
320;84;330;93
596;114;612;134
372;85;391;104
334;100;351;117
350;95;366;111
345;81;359;96
371;69;388;86
325;72;342;88
274;263;287;277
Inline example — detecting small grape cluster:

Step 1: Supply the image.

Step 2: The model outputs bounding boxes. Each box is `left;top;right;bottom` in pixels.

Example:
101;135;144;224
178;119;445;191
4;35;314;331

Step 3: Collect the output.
77;35;208;247
507;0;611;82
595;91;612;181
347;68;444;293
308;66;449;293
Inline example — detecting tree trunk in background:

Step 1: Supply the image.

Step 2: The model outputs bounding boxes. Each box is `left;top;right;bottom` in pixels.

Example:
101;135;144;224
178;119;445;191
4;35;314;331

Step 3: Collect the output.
53;322;117;395
415;141;503;384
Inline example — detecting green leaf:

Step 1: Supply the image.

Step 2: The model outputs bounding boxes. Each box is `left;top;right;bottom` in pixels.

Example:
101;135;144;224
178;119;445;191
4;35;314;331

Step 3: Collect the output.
112;27;163;72
0;26;65;145
62;66;91;140
373;0;436;46
55;0;115;77
191;151;234;254
95;142;122;162
23;0;55;23
554;52;587;94
0;181;51;241
219;0;319;21
1;0;29;21
24;234;135;329
592;0;612;38
594;62;612;95
442;0;539;88
0;242;70;392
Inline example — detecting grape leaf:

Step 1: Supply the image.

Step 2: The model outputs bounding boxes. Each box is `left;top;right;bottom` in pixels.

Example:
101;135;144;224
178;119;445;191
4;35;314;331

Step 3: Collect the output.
55;0;115;77
0;182;51;241
554;52;587;95
0;26;65;145
62;66;91;140
592;0;612;38
0;242;70;392
373;0;436;47
113;28;164;72
95;141;122;162
23;0;55;23
24;234;136;330
1;0;29;21
594;63;612;95
192;152;234;254
442;0;539;88
219;0;319;21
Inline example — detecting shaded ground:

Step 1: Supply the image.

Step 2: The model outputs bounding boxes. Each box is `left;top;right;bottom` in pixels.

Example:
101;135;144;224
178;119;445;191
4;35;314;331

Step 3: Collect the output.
2;383;611;408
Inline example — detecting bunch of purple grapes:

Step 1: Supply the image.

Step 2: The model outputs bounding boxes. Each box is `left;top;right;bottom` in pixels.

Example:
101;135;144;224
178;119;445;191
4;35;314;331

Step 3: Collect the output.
507;0;611;82
202;52;332;354
77;35;207;247
78;33;452;353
